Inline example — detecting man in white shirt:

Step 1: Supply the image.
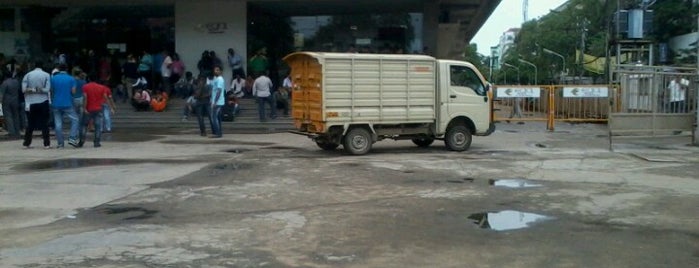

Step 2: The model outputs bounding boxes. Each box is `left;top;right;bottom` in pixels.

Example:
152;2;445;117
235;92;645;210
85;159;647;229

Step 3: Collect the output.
21;61;52;149
160;50;173;95
667;76;687;113
252;72;275;121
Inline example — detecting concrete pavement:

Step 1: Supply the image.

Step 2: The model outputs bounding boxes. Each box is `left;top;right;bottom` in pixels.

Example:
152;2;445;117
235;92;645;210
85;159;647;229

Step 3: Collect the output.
0;122;698;267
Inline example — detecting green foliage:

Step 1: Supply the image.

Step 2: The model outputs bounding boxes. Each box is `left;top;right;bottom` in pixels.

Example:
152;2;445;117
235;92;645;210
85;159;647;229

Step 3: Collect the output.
651;0;697;41
463;43;487;74
501;0;678;83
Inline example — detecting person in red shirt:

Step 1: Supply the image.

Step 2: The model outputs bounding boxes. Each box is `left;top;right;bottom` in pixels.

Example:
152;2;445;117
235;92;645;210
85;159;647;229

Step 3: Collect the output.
78;78;116;147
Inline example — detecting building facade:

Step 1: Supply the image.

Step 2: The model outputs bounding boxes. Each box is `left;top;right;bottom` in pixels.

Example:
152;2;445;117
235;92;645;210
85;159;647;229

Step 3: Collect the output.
0;0;500;80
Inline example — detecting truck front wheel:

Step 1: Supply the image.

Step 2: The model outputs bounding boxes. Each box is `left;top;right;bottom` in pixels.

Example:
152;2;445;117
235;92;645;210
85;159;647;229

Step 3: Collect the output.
444;125;472;151
343;128;372;155
412;138;435;147
316;141;340;151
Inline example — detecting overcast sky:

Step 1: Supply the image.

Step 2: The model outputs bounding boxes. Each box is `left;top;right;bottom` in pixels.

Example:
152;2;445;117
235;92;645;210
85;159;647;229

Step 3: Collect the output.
471;0;569;55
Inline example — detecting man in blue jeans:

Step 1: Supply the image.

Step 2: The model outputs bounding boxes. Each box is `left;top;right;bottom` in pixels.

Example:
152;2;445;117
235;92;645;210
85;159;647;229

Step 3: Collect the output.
252;71;276;122
209;66;225;138
50;64;80;148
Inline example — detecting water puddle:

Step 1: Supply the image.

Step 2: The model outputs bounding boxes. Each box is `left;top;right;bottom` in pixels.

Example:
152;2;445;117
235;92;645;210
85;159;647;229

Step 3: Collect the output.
13;158;197;171
468;210;553;231
489;178;542;188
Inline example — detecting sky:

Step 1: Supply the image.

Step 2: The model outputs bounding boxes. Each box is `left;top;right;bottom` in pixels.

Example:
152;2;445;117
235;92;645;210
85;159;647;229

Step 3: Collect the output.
472;0;569;55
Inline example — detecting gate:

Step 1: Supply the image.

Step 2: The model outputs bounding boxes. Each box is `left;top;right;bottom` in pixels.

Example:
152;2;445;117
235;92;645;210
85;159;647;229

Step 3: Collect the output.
609;65;697;147
492;85;613;130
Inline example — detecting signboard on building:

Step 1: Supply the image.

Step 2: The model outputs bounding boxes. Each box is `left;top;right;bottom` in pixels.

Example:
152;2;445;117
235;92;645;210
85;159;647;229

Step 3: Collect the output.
195;22;228;34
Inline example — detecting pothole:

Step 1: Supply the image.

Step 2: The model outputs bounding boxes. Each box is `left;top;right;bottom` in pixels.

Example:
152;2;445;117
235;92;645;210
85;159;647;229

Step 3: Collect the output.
13;158;197;171
468;210;553;231
100;205;158;221
225;148;254;153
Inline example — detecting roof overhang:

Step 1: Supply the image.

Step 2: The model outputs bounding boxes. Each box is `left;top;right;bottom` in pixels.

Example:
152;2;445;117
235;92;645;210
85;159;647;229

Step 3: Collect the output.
2;0;500;43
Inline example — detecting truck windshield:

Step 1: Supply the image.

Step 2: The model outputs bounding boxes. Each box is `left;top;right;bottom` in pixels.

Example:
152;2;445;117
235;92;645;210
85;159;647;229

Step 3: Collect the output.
449;65;486;96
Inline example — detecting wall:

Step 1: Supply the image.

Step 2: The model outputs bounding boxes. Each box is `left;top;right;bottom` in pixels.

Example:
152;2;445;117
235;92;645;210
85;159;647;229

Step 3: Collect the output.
175;0;247;83
669;32;698;55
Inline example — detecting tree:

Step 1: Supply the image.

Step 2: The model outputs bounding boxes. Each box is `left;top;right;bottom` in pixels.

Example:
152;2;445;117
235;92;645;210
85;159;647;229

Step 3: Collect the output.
462;43;487;73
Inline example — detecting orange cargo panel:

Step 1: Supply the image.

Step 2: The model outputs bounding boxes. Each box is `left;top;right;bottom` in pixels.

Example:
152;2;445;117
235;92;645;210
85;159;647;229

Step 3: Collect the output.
284;52;325;133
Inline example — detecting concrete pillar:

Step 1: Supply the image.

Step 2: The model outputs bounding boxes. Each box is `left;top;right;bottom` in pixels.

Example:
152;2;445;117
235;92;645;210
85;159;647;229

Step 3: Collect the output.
422;0;439;57
175;0;247;83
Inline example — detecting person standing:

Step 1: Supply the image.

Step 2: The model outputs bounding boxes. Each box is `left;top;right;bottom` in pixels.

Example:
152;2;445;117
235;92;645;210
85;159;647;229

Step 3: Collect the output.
122;54;139;100
101;83;115;133
248;48;268;76
227;48;245;79
21;61;51;149
160;50;173;95
193;75;211;136
50;64;80;148
253;71;275;122
137;50;153;81
0;71;22;138
667;76;687;113
72;69;86;140
79;78;115;148
209;66;225;138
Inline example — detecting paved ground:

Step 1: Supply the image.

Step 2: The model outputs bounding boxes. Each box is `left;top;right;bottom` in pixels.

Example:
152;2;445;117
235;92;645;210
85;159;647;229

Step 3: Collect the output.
0;122;698;267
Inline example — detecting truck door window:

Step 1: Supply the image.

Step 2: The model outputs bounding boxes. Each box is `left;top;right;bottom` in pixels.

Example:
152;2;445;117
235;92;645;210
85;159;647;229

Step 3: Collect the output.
450;65;486;96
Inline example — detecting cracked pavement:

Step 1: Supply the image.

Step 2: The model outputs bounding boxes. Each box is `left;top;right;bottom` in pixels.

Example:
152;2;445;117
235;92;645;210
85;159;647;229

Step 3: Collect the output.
1;122;698;267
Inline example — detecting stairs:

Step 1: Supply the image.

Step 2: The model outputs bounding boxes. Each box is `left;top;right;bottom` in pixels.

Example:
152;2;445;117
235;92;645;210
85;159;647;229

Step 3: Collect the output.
110;96;295;134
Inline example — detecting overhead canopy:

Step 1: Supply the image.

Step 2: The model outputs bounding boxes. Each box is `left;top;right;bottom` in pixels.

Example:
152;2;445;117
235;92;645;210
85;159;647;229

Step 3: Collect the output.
250;0;501;43
3;0;499;44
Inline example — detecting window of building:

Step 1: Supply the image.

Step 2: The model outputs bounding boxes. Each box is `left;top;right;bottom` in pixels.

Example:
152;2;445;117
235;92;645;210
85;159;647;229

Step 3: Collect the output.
0;9;15;32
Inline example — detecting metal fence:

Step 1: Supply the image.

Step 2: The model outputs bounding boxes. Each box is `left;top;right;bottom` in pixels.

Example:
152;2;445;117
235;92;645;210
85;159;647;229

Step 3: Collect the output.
610;65;697;137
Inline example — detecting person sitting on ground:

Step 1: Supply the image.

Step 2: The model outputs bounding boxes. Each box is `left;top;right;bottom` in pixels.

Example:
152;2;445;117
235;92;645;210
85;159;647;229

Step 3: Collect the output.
174;71;194;99
132;88;151;111
274;86;290;116
150;91;168;112
244;74;255;98
229;74;245;115
181;93;196;121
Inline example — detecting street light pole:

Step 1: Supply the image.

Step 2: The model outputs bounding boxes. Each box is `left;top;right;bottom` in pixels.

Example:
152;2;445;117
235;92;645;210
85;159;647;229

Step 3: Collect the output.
502;62;520;84
543;48;566;82
694;13;698;145
518;58;538;85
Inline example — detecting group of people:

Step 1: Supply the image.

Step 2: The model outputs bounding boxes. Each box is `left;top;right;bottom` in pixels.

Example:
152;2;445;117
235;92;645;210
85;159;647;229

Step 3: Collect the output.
1;45;294;142
0;60;115;148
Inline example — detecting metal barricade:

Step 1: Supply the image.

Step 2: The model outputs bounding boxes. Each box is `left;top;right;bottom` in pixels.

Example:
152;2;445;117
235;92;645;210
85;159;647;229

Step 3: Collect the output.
493;85;614;130
492;85;551;128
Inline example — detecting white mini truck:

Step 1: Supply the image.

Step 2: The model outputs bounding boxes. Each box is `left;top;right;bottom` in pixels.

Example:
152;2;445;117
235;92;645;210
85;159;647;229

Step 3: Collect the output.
283;52;494;155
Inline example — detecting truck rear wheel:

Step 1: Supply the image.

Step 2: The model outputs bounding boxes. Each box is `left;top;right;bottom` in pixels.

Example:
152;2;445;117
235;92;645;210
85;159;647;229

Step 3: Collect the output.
343;128;372;155
444;125;472;151
412;138;435;147
316;141;340;151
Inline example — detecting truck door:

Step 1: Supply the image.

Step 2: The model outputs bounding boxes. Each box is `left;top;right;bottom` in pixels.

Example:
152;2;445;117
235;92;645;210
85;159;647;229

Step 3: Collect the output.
446;64;490;132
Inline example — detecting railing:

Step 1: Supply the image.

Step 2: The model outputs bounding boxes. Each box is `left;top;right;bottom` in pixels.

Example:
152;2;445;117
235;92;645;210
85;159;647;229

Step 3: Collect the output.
492;85;615;130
